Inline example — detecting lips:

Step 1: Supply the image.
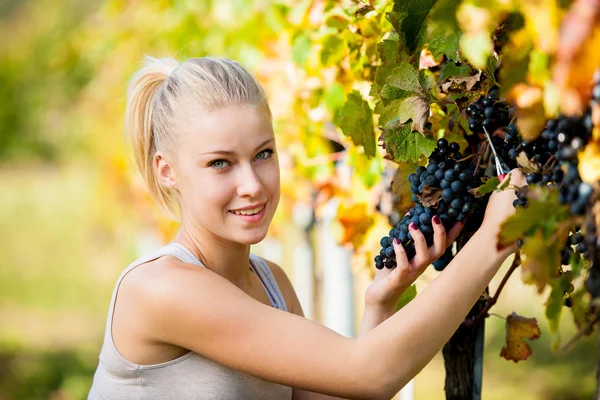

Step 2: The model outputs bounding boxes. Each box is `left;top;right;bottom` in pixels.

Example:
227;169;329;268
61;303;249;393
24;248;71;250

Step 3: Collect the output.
229;203;267;222
229;203;266;216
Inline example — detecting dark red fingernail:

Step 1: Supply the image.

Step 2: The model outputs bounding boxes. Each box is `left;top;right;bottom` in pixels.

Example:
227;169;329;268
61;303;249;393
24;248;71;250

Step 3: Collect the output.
393;237;399;244
409;222;418;230
433;215;441;225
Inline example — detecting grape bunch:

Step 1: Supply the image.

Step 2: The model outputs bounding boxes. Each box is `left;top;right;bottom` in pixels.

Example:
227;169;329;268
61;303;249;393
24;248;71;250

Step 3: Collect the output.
374;139;480;270
466;86;510;135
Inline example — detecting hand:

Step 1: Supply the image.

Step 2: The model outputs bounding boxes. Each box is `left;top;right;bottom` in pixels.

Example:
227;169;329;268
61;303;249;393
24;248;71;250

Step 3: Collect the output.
478;168;527;254
365;218;464;313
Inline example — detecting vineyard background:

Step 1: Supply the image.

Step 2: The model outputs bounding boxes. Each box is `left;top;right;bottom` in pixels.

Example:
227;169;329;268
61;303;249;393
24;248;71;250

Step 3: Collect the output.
0;0;597;399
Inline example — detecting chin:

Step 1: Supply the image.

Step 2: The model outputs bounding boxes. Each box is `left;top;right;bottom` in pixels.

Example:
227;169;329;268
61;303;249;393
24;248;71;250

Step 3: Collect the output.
238;229;269;245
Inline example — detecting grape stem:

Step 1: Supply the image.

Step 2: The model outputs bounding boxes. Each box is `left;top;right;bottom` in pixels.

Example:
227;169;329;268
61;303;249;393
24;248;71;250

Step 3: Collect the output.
462;252;521;327
455;152;480;163
561;311;600;351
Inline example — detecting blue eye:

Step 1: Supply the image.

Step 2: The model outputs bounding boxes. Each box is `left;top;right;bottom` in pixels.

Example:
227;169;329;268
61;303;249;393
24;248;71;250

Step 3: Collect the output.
256;149;274;160
209;160;229;170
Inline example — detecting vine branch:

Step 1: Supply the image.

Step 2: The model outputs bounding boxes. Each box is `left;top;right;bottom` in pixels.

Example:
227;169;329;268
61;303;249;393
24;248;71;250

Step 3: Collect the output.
463;252;521;327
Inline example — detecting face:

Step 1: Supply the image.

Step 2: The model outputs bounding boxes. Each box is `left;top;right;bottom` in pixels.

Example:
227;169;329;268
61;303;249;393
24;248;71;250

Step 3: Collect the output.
157;103;280;245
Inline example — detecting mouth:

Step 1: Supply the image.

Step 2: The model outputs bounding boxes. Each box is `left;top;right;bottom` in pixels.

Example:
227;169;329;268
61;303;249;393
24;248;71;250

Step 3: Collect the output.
228;203;267;222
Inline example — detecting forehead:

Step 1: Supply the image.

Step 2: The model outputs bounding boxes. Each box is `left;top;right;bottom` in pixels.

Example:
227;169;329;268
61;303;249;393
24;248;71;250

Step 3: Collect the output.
179;103;273;149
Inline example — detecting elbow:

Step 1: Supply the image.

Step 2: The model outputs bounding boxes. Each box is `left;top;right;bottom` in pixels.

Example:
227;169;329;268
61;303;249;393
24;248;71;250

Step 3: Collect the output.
349;343;403;400
350;341;412;400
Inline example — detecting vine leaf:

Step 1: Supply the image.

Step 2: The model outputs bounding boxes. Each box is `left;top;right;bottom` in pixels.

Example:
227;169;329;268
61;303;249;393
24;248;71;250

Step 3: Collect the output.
506;84;546;141
520;228;562;293
379;96;430;134
387;62;422;92
441;71;482;93
500;312;541;362
380;126;436;163
392;162;419;215
440;61;471;81
396;284;417;311
470;176;500;197
336;202;374;249
334;90;376;157
427;31;461;62
389;0;438;55
417;185;442;207
545;272;573;333
320;34;346;66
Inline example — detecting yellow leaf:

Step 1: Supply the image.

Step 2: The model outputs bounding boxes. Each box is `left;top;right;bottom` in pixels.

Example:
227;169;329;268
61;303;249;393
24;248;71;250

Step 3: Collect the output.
506;84;546;141
500;312;541;363
578;140;600;184
336;202;375;249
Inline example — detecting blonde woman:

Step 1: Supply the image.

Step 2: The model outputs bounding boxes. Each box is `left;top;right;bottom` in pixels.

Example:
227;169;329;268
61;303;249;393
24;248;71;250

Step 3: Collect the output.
88;56;526;400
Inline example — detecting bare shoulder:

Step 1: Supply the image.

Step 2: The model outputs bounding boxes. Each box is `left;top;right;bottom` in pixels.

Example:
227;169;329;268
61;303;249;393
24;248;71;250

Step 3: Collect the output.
124;254;376;397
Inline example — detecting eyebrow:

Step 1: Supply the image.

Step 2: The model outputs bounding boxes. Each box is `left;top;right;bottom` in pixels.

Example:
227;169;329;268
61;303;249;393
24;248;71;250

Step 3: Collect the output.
201;138;275;156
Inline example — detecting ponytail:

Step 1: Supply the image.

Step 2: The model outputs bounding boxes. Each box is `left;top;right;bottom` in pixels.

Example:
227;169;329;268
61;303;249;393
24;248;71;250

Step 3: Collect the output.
125;56;180;221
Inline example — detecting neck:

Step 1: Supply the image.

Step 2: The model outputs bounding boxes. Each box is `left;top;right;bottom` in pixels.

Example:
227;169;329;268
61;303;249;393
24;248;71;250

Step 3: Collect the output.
172;223;255;291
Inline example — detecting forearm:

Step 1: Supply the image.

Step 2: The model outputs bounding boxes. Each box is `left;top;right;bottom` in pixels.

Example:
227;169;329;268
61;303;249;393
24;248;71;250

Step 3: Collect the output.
356;229;510;398
357;306;395;339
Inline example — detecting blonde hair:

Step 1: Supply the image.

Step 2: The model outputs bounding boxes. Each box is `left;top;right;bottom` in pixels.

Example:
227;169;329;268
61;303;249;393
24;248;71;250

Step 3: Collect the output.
124;55;271;221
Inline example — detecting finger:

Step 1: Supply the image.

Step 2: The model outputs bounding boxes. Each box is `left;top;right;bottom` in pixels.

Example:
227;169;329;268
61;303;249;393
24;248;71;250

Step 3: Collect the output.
392;237;410;274
503;168;526;188
446;221;464;246
409;223;429;268
430;215;447;259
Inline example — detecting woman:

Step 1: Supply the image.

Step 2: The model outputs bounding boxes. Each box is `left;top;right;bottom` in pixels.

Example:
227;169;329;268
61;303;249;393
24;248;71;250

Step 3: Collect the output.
88;55;526;400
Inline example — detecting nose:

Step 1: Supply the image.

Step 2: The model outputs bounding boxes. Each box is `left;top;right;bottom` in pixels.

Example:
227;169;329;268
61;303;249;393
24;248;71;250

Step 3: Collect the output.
236;164;264;198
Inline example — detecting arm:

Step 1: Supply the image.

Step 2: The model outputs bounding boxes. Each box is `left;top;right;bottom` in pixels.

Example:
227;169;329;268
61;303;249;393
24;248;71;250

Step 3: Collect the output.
133;261;382;400
354;169;525;399
357;306;395;339
355;227;510;399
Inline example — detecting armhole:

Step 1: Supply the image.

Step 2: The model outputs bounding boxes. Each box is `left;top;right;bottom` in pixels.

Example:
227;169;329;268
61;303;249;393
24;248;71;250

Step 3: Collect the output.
106;247;196;369
250;255;288;312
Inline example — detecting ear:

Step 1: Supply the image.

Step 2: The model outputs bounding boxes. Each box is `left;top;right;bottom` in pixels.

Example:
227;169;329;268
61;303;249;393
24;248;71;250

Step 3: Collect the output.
155;151;177;190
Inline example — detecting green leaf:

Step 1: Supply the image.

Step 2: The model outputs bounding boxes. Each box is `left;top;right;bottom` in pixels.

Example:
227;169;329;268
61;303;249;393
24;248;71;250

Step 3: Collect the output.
428;31;461;62
334;91;376;158
419;69;436;92
291;34;312;68
381;126;436;162
460;32;493;70
387;62;421;92
520;228;562;293
323;83;346;113
473;177;500;196
380;84;412;102
545;273;572;332
499;189;570;247
396;284;417;311
320;34;346;66
428;0;461;31
440;61;471;81
373;35;409;93
379;96;430;133
499;42;532;94
391;0;438;54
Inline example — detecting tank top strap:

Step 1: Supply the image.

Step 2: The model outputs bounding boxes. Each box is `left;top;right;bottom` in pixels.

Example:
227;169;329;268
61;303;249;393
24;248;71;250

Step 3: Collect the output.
249;254;288;312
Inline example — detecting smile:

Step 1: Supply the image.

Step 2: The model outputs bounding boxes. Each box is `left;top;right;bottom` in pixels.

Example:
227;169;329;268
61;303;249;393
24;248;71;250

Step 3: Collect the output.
228;204;267;222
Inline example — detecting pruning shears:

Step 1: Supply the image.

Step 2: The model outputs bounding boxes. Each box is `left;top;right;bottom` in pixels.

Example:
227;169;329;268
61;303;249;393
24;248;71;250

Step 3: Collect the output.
483;126;509;181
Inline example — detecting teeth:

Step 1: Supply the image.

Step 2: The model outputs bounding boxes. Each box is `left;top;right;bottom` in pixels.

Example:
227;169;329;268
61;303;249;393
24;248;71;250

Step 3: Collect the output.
232;205;264;215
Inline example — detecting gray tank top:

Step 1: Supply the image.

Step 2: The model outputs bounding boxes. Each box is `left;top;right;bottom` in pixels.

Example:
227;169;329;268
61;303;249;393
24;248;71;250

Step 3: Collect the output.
88;242;293;400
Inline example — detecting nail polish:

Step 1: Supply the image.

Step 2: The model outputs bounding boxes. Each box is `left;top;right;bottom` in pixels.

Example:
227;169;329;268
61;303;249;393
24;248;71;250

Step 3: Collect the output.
433;215;441;225
393;237;399;245
409;222;418;230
